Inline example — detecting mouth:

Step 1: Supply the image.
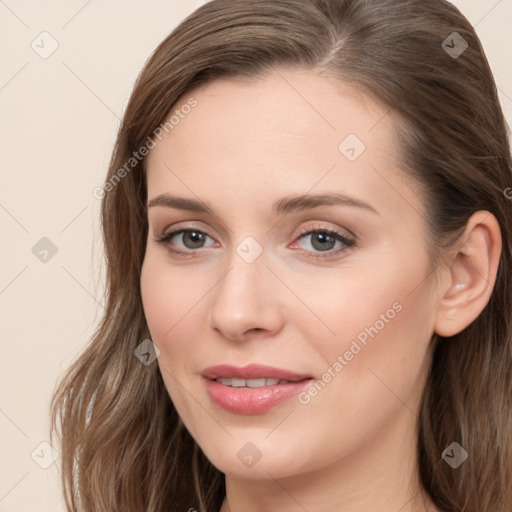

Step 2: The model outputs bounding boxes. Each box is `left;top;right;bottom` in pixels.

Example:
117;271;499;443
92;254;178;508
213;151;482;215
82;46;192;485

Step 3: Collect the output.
201;364;314;414
213;377;301;387
201;363;312;382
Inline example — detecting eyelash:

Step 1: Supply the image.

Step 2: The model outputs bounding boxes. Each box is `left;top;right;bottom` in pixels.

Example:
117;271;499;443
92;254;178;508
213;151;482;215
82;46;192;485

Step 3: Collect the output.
154;224;355;261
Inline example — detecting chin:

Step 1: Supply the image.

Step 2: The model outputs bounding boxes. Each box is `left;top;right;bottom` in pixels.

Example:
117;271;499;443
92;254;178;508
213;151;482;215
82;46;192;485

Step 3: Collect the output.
199;436;314;480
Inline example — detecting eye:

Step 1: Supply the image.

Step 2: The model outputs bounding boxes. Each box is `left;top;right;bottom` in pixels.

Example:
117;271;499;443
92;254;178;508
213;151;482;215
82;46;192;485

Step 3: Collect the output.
154;224;355;260
155;228;216;256
291;225;355;260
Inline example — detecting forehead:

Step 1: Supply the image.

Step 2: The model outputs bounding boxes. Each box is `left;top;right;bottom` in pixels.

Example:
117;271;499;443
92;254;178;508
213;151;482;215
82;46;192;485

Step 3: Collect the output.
149;68;392;162
145;68;423;222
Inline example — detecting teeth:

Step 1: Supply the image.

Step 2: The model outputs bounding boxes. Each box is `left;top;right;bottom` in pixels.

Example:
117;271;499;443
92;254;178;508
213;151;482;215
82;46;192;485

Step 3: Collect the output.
215;377;282;387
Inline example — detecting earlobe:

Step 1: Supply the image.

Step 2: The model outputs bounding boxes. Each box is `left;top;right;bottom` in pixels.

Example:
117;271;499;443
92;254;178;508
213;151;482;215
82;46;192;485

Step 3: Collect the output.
434;211;502;337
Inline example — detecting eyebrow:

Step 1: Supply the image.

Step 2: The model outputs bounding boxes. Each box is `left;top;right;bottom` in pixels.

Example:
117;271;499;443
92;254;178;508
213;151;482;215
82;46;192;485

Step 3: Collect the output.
147;192;378;215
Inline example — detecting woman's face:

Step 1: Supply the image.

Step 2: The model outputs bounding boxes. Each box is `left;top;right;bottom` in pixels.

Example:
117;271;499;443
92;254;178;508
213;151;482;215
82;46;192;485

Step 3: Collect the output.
141;68;440;480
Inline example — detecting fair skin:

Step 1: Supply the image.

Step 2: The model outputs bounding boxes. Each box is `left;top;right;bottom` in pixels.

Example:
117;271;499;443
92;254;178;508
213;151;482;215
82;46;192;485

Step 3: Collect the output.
140;68;501;512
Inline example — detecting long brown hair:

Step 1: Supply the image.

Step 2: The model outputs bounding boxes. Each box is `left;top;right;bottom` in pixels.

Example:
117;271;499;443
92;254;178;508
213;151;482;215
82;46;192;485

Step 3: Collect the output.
50;0;512;510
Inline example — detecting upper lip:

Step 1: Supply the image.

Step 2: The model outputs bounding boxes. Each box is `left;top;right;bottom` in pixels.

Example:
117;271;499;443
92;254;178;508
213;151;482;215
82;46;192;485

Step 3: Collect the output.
201;364;312;382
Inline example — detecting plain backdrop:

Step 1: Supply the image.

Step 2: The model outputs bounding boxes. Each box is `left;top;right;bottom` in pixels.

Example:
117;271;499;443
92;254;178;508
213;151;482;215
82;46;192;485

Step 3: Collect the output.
1;1;511;510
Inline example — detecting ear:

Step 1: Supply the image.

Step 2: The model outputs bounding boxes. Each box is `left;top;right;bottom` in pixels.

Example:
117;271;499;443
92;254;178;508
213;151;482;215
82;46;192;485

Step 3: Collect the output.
434;211;502;337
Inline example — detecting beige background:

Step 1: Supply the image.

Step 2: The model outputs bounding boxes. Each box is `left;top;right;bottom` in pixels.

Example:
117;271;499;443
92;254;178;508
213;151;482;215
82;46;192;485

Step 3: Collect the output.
0;1;511;511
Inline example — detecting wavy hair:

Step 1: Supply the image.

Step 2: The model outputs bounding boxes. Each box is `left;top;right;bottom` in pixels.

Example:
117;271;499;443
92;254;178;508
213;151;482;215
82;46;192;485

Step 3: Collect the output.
50;0;512;510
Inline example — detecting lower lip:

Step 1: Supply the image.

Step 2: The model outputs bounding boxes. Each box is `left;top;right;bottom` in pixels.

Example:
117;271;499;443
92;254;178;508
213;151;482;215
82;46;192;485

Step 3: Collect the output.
204;378;313;414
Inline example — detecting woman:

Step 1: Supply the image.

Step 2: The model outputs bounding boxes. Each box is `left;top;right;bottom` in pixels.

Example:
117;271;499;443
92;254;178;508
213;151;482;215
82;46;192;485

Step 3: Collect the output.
50;0;512;511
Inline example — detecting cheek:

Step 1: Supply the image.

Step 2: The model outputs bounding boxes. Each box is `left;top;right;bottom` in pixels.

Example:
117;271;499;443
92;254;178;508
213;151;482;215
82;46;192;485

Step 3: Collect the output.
140;255;202;423
140;258;173;340
305;249;436;395
140;252;204;342
140;253;211;386
288;274;435;468
336;294;435;419
299;256;427;348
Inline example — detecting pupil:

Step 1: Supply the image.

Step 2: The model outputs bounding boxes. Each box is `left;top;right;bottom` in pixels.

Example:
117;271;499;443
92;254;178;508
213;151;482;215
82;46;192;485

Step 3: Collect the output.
184;231;204;248
312;232;335;251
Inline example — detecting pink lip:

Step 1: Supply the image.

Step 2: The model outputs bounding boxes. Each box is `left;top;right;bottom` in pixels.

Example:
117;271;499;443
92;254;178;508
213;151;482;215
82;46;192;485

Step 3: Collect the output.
201;363;311;381
201;364;313;415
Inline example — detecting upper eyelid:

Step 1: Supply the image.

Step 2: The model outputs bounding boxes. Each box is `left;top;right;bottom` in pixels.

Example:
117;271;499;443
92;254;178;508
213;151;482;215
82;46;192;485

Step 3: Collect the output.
149;207;359;239
157;222;217;241
156;221;351;237
295;223;355;239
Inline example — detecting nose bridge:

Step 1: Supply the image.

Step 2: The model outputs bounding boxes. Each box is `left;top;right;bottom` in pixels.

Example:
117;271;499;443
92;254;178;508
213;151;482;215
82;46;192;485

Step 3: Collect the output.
219;233;268;300
208;238;283;339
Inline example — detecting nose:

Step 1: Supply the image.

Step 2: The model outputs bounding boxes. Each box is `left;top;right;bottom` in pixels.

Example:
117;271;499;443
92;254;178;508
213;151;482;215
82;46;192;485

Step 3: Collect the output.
208;248;285;342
